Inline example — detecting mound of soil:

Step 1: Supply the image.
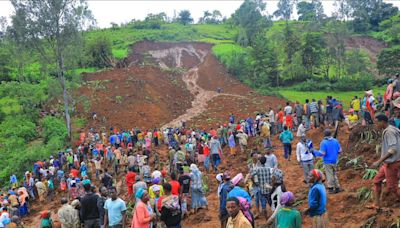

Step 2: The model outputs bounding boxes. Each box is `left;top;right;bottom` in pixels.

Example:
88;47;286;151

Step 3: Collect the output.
77;66;193;130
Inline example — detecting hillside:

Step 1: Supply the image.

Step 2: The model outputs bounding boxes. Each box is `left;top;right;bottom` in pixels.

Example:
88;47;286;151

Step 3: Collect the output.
21;40;400;228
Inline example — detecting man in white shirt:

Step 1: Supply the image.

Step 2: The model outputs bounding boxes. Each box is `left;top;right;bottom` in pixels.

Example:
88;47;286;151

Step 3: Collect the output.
268;107;275;135
297;121;306;138
296;137;314;184
284;102;293;116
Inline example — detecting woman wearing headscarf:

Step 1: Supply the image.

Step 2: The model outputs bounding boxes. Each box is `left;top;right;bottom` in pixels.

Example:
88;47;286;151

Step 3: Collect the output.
276;191;302;228
304;169;327;228
132;188;156;228
18;190;29;217
189;164;208;213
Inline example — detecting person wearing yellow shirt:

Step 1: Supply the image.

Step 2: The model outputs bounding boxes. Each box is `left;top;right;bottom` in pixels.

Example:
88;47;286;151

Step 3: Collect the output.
351;96;361;116
347;109;359;130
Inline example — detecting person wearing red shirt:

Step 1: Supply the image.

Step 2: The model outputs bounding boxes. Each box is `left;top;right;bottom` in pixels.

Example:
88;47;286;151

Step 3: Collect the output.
210;128;217;137
277;108;284;133
126;167;136;197
286;114;294;130
169;173;181;196
70;168;79;178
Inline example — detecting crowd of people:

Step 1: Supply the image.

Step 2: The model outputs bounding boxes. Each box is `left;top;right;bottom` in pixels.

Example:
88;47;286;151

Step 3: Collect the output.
0;74;399;228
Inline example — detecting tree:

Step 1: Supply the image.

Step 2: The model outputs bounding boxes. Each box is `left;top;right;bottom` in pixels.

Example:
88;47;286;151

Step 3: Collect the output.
301;32;326;77
283;24;300;64
274;0;296;21
333;0;352;21
10;0;93;139
251;32;279;87
297;0;325;21
86;36;113;68
345;0;398;32
232;0;271;45
177;10;193;25
345;49;369;75
377;46;400;76
326;20;348;78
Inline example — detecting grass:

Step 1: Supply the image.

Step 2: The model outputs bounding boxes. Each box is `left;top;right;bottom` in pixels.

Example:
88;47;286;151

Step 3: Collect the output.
85;23;238;59
277;87;385;110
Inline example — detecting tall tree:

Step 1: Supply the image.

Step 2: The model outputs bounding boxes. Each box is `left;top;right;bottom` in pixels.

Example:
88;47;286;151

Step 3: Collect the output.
177;10;193;25
274;0;296;21
297;0;325;21
10;0;93;139
232;0;270;45
301;32;326;77
345;0;398;31
251;32;279;87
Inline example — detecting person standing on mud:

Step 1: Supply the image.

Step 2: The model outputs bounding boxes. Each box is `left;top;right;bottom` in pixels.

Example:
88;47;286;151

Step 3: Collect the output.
279;126;293;161
372;114;400;208
219;171;233;228
304;169;328;228
209;136;222;172
317;129;343;194
296;137;315;184
251;157;273;222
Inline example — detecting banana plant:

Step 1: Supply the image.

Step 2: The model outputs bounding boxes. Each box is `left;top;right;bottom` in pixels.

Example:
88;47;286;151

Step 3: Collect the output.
363;169;378;180
357;186;373;203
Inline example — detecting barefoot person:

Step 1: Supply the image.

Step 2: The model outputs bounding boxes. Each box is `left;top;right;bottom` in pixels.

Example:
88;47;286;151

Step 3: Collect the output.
372;114;400;208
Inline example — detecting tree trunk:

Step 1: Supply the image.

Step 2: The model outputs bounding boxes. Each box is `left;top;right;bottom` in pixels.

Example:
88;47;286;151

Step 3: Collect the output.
57;42;72;140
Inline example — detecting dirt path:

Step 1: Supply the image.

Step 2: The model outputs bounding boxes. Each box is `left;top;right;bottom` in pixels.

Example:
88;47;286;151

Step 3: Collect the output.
147;45;245;129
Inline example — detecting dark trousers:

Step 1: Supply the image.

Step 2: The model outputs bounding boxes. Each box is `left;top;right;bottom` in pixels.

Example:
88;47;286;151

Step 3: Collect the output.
84;218;100;228
283;143;292;159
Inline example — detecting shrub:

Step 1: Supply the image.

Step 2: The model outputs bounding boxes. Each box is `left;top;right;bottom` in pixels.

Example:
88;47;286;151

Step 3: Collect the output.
42;116;68;144
0;115;37;142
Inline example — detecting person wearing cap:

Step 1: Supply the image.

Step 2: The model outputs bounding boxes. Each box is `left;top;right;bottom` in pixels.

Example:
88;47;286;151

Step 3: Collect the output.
304;169;327;228
372;114;400;208
296;136;315;184
219;171;233;227
275;192;302;228
58;197;80;228
225;197;252;228
251;156;273;221
317;129;343;194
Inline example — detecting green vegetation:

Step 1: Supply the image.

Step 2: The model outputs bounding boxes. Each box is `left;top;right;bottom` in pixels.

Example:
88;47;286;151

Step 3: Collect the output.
0;0;398;185
278;87;385;109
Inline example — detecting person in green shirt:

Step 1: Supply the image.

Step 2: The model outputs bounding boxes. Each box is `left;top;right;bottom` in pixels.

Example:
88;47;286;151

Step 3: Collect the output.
276;191;302;228
40;210;53;228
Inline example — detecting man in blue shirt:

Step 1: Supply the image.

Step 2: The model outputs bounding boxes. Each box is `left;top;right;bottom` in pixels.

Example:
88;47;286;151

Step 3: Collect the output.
304;169;328;227
318;129;343;194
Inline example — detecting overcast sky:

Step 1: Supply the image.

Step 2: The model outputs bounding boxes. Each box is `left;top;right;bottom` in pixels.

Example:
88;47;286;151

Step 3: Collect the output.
1;0;399;28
